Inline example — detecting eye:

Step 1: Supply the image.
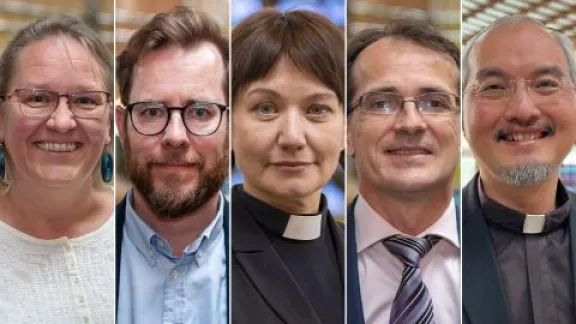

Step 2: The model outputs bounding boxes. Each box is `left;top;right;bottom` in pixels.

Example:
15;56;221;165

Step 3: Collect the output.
73;95;99;107
140;107;166;118
533;78;561;94
307;104;331;115
479;83;507;92
22;91;53;106
253;102;278;115
419;94;452;113
186;105;216;120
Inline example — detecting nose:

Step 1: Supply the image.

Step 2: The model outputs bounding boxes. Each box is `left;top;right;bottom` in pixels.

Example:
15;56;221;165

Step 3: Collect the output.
393;101;427;134
46;97;77;133
277;109;306;151
503;80;541;126
161;111;190;149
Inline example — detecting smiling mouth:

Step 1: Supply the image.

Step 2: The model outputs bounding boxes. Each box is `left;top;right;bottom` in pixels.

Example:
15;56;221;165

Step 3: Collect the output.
35;142;81;152
496;126;555;142
385;148;432;155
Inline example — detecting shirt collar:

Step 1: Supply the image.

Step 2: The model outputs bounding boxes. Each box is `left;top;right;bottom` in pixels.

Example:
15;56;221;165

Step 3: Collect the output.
233;185;327;241
355;194;460;253
124;189;224;264
477;177;571;234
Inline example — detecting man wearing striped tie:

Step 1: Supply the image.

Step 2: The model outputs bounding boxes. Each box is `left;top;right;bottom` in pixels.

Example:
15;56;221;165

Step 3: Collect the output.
346;20;461;324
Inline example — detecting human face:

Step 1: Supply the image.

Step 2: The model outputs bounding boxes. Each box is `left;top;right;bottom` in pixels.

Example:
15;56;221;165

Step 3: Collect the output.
348;38;460;195
464;22;576;186
116;44;228;218
1;36;110;188
233;57;344;211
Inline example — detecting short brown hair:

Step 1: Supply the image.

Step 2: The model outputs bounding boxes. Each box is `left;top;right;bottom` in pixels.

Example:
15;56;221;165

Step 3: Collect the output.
117;6;228;106
232;9;344;105
348;20;460;112
0;15;112;95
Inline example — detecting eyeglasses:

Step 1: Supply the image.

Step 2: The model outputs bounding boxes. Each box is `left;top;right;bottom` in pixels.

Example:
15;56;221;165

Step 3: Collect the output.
351;92;460;115
126;101;228;136
0;89;111;118
465;76;574;102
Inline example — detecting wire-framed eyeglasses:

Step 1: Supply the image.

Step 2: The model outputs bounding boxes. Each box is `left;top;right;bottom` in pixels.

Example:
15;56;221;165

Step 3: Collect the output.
126;100;229;136
350;91;460;115
465;75;575;102
0;88;111;118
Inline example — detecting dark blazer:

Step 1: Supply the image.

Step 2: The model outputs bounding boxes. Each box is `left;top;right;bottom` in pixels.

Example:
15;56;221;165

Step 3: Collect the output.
462;174;576;324
347;195;461;324
231;195;345;324
115;195;229;318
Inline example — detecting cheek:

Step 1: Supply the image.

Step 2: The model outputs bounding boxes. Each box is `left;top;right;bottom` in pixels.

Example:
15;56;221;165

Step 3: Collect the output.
353;119;386;159
233;119;275;164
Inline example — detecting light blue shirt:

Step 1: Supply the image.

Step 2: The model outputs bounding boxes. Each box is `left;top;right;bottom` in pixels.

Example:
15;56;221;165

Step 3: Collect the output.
118;190;227;324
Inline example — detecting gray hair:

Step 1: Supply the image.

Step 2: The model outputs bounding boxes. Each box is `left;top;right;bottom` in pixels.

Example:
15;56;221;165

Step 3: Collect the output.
462;14;576;89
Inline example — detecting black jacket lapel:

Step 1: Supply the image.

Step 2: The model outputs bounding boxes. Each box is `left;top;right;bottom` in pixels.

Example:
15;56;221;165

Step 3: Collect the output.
232;198;322;324
462;175;510;324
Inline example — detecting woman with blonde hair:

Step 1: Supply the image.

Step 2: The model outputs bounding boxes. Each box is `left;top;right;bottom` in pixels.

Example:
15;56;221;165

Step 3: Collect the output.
0;15;113;323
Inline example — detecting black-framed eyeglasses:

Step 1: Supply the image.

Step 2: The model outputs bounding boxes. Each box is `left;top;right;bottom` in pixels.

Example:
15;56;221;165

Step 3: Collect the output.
0;88;111;118
350;91;460;115
126;100;229;136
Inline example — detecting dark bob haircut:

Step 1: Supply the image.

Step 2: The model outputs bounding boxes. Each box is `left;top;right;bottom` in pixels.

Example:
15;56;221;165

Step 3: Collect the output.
232;8;344;105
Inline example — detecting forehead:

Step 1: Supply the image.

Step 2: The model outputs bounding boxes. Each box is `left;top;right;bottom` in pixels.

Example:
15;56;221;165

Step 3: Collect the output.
351;37;458;97
469;21;569;78
241;56;336;99
131;43;225;103
11;35;104;90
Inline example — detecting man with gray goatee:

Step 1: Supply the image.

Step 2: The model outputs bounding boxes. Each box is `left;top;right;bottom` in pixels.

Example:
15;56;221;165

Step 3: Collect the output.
462;15;576;324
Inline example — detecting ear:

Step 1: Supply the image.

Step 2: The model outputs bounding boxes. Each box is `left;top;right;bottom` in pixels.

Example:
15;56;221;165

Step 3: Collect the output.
115;105;127;147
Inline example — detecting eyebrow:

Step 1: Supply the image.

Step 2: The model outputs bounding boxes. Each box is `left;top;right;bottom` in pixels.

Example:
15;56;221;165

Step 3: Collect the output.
475;66;567;80
367;86;453;95
245;87;337;101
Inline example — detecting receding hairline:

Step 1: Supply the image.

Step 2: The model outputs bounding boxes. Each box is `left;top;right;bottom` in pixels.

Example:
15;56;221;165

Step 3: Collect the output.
351;36;459;98
464;16;574;87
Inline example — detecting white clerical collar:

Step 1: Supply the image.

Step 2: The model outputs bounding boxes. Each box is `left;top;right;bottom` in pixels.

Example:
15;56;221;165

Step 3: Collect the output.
282;214;323;241
523;214;546;234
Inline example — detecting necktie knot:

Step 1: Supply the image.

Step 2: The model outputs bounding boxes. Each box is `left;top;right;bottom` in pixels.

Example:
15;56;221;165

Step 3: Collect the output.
383;235;439;267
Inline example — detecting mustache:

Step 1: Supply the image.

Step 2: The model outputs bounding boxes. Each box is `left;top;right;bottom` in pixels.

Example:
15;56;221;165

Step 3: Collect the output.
145;154;204;166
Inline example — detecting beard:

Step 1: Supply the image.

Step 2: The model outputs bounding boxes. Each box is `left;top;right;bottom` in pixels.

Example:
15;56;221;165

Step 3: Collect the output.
498;160;553;186
124;137;228;219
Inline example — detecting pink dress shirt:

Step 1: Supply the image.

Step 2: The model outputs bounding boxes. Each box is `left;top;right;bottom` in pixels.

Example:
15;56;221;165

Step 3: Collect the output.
355;195;461;324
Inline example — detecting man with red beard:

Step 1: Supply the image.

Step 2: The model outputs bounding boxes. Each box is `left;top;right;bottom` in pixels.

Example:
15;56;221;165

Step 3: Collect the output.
462;15;576;324
114;6;229;324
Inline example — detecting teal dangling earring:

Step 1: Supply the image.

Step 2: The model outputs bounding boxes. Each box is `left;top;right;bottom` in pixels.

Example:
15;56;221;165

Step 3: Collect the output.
101;151;113;183
0;143;5;181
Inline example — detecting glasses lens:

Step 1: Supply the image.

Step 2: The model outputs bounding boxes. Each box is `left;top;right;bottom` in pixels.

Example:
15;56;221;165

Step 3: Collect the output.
16;89;56;116
418;93;456;114
70;91;108;118
130;102;168;135
362;93;400;114
183;103;222;135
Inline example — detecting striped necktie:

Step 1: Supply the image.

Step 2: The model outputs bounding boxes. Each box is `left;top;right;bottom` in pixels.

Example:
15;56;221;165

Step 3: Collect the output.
382;235;440;324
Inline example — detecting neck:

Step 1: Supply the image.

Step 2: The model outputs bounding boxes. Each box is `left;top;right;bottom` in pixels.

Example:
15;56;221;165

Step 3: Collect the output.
480;170;559;214
359;182;453;236
243;183;321;215
132;189;220;257
0;179;112;239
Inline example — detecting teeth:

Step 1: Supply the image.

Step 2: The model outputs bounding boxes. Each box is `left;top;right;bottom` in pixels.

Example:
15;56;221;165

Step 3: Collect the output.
505;133;541;142
389;149;428;155
36;143;79;152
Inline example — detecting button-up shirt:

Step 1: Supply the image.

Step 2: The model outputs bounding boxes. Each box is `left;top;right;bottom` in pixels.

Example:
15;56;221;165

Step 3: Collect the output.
118;190;227;324
355;194;460;324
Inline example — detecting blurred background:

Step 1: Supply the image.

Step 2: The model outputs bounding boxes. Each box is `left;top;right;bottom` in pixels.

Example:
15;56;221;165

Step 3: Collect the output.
0;0;113;52
462;0;576;192
231;0;346;219
346;0;461;203
114;0;229;202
